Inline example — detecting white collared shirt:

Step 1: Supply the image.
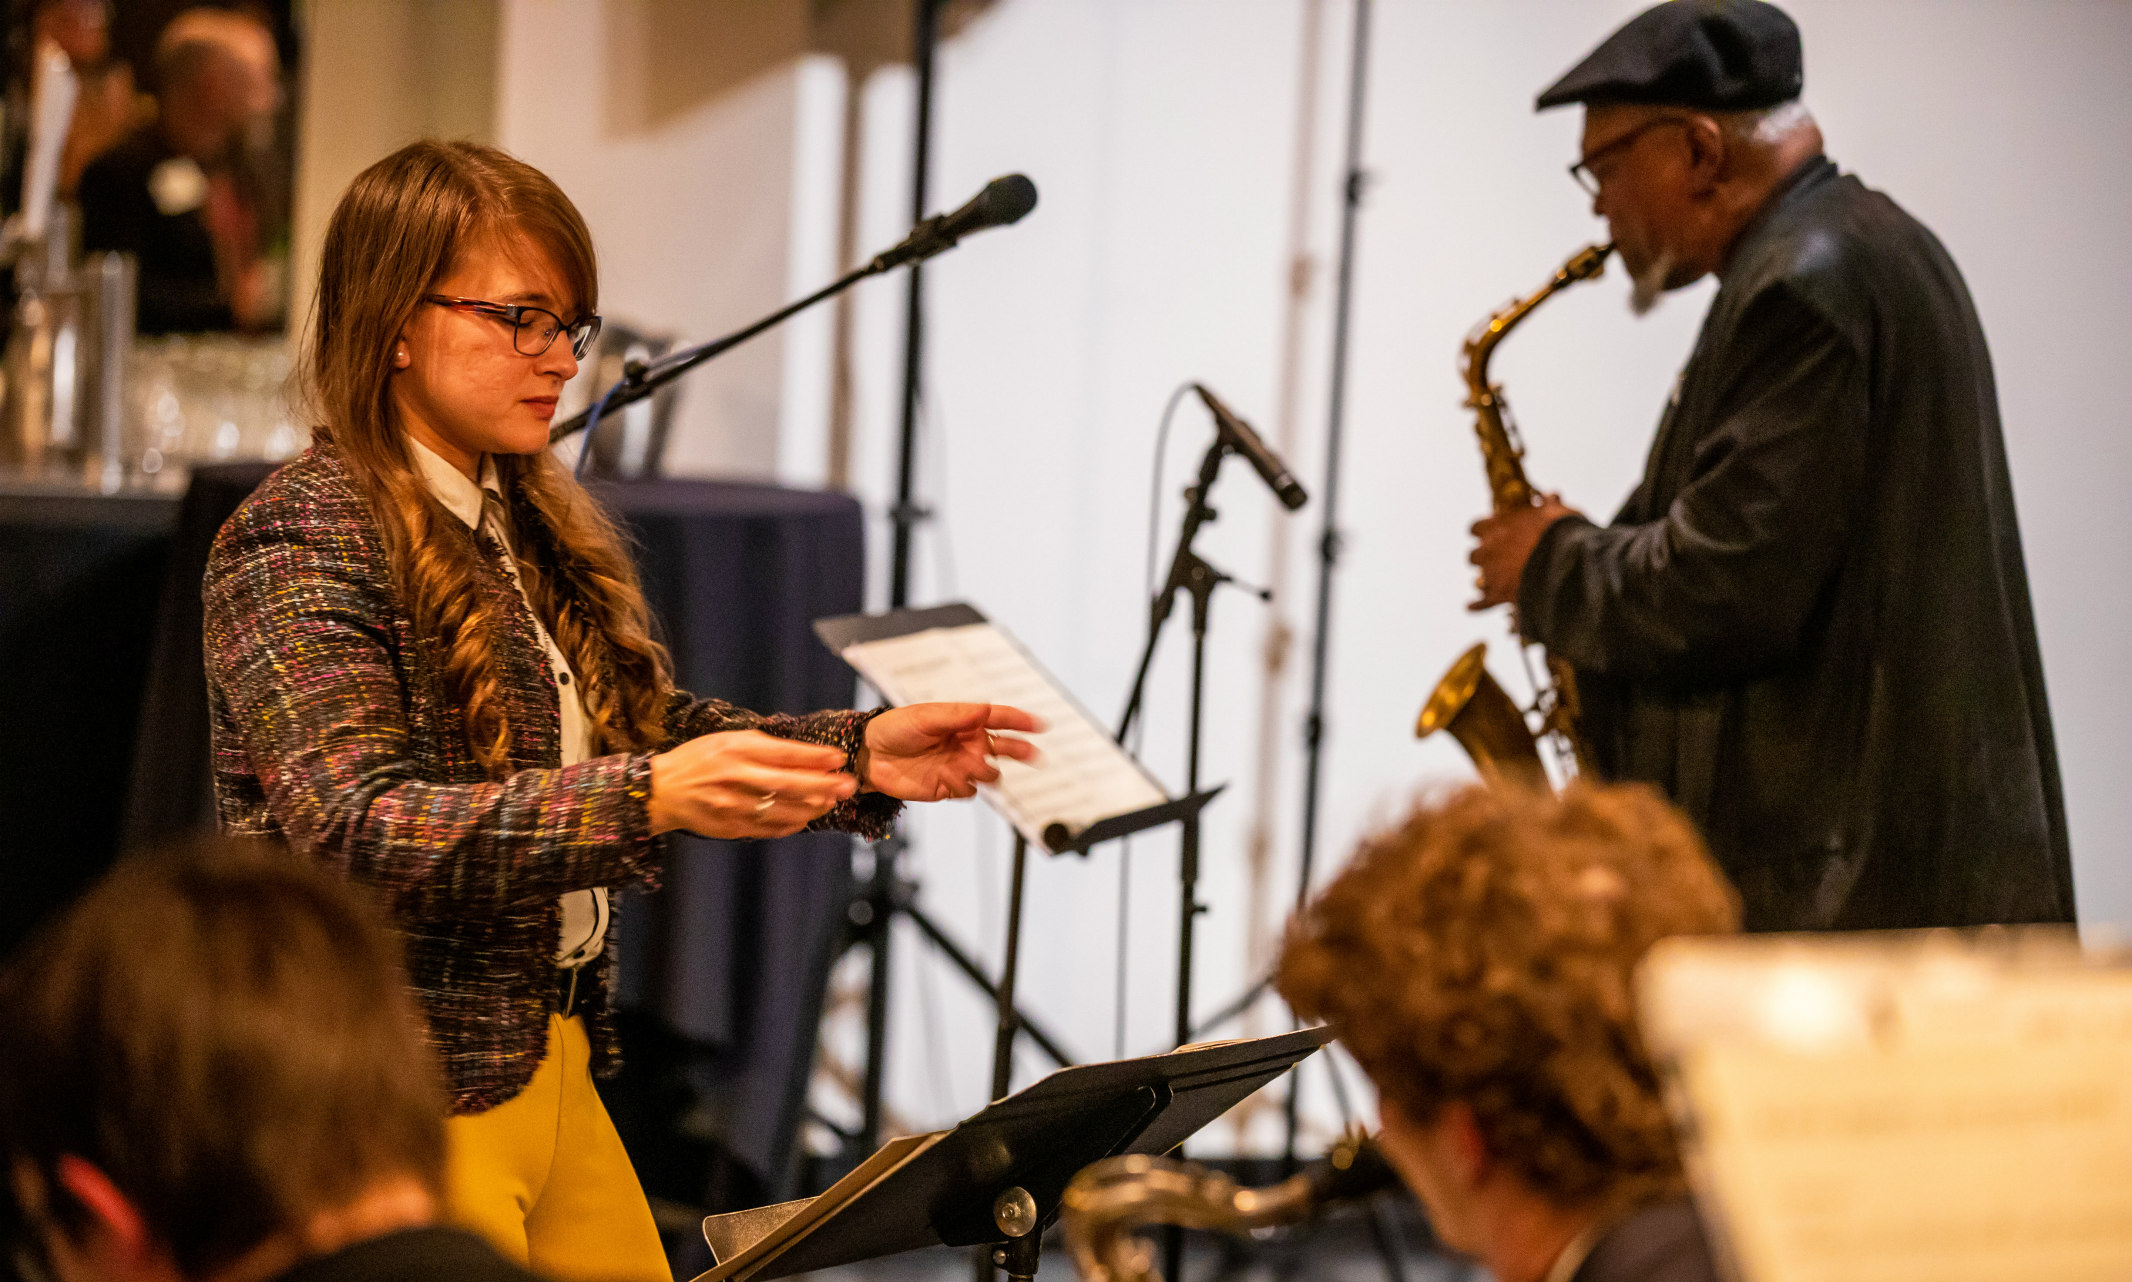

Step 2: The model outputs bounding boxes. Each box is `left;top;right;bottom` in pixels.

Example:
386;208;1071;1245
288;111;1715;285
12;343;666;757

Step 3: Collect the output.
408;436;609;969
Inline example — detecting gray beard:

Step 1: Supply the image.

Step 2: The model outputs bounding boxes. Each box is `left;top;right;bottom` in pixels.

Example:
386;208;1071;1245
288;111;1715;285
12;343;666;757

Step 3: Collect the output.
1629;249;1676;316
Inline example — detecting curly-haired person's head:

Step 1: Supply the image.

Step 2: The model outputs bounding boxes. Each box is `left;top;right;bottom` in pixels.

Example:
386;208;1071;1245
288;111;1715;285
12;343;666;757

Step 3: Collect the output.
1276;781;1737;1238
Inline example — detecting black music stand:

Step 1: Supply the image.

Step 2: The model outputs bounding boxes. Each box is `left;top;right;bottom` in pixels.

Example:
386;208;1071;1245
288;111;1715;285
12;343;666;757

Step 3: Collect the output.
814;603;1223;1105
692;1027;1333;1282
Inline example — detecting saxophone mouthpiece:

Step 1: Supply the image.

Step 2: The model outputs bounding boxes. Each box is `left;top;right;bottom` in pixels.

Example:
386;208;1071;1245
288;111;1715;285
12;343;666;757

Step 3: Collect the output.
1566;243;1614;281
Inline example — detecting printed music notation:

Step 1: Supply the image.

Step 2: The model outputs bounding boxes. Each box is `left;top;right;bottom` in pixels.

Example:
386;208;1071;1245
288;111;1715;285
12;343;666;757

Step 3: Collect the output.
1638;932;2132;1282
840;621;1167;852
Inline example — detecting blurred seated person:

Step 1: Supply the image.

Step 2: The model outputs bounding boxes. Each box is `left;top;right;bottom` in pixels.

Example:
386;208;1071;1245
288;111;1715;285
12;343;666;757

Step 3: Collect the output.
76;6;281;333
1276;783;1740;1282
26;0;152;195
0;840;549;1282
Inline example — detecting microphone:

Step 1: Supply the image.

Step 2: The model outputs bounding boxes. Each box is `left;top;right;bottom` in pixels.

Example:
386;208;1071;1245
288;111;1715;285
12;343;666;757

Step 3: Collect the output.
1194;384;1308;511
871;174;1039;272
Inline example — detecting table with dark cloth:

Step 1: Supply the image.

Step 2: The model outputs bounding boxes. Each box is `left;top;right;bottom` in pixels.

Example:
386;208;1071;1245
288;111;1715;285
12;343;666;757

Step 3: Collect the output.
0;484;179;951
0;463;866;1211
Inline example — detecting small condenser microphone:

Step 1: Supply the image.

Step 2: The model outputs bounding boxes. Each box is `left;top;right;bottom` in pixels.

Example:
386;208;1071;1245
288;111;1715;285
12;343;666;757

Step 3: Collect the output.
1194;384;1309;511
872;174;1039;271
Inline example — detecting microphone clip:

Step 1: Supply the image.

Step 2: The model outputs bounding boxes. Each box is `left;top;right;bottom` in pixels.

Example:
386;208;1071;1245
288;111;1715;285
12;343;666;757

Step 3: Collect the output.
868;215;959;274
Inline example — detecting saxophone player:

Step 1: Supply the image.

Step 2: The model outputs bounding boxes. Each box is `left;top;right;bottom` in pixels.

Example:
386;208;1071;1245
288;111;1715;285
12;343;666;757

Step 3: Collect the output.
1467;0;2072;931
1277;782;1737;1282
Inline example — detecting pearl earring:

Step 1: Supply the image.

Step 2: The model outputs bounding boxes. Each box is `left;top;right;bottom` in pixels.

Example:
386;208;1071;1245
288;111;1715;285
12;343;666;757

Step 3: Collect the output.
395;346;409;367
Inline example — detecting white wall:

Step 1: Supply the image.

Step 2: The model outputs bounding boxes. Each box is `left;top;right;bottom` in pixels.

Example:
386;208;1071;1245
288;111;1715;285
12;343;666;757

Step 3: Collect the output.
493;1;845;479
290;0;501;352
838;0;1342;1146
824;0;2132;1149
296;1;856;479
440;0;2131;1152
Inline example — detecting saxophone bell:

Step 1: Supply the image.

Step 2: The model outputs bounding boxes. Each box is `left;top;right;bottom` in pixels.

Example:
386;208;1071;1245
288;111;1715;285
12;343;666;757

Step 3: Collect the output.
1416;643;1550;792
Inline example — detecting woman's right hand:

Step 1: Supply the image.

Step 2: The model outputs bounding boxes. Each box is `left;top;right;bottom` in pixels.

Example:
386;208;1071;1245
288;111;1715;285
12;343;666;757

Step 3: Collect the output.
648;731;858;839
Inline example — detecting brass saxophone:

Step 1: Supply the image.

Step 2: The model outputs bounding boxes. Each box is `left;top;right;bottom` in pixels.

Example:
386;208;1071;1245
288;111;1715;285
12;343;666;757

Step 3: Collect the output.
1415;243;1613;789
1061;1133;1395;1282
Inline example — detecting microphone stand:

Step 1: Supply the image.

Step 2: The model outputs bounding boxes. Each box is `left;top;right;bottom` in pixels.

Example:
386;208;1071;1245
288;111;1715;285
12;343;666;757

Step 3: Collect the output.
1115;432;1270;1282
1118;437;1220;1045
1120;432;1283;1048
864;0;939;1177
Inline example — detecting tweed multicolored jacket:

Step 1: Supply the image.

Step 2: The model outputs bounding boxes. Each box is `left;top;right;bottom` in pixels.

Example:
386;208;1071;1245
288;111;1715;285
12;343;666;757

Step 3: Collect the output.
203;444;897;1113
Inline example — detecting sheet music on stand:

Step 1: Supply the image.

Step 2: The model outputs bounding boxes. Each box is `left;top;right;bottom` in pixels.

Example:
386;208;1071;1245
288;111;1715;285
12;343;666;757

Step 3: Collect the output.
1638;929;2132;1282
815;604;1169;853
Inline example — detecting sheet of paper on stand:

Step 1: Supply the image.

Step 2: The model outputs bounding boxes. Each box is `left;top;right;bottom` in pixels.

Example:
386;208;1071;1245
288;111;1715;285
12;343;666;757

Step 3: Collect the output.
840;620;1167;852
1637;929;2132;1282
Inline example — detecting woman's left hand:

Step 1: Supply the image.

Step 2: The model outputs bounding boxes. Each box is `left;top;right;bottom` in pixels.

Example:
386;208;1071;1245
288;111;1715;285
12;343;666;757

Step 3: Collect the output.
861;703;1043;801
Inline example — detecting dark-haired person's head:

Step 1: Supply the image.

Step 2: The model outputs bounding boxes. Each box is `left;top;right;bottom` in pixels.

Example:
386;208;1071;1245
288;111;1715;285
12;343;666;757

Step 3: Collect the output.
1277;782;1739;1282
0;841;449;1282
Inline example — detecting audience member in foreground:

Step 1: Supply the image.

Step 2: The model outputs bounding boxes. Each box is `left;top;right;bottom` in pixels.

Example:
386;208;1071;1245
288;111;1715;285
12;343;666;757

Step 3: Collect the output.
0;842;547;1282
1277;782;1740;1282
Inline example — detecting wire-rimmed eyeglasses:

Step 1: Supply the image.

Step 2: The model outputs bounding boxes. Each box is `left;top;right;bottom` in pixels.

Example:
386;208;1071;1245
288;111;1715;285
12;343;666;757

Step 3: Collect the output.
1568;117;1692;197
423;295;604;359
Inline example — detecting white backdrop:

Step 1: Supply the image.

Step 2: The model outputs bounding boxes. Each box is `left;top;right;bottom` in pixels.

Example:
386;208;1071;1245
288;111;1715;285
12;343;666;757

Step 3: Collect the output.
798;0;2132;1150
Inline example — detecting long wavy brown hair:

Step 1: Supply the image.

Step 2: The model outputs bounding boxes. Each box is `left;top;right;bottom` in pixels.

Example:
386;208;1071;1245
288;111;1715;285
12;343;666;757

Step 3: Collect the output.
305;140;671;775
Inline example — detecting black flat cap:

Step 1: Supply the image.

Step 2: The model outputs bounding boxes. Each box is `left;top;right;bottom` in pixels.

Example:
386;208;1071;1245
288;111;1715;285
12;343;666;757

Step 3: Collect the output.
1536;0;1803;112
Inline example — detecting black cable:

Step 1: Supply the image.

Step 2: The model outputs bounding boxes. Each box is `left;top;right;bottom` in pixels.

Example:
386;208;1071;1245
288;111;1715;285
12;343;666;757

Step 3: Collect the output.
571;378;624;478
1114;381;1198;1058
1147;382;1196;593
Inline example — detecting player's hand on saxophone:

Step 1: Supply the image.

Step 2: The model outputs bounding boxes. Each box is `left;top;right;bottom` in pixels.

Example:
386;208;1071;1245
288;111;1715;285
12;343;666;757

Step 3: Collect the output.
1468;491;1579;609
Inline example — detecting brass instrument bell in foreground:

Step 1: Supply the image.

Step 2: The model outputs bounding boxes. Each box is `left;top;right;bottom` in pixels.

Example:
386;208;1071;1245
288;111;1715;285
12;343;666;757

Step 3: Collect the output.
1062;1133;1397;1282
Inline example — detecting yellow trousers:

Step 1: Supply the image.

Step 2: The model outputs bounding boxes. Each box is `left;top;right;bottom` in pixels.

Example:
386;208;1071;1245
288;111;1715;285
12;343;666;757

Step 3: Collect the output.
444;1014;671;1282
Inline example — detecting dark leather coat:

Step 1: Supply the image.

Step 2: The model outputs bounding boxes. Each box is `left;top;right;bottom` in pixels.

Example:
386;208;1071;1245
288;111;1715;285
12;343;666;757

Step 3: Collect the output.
1521;157;2073;930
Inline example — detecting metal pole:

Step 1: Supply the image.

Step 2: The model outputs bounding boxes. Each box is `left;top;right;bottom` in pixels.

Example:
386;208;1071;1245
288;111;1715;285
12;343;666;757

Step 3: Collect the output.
890;0;941;609
1285;0;1372;1170
978;833;1032;1282
860;0;943;1161
990;834;1032;1101
1177;589;1211;1051
1162;565;1217;1282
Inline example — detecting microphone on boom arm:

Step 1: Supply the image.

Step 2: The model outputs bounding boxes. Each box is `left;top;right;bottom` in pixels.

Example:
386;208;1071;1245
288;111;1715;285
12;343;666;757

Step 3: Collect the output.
551;173;1038;450
1194;383;1309;511
872;173;1039;272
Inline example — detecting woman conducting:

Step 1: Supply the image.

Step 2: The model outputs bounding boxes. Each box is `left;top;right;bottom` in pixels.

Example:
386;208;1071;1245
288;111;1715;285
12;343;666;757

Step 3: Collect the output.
202;139;1036;1282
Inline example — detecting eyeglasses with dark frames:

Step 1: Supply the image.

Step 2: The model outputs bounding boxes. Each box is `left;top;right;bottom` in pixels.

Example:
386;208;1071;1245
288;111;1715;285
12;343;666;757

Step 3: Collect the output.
1568;117;1693;197
422;295;604;359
